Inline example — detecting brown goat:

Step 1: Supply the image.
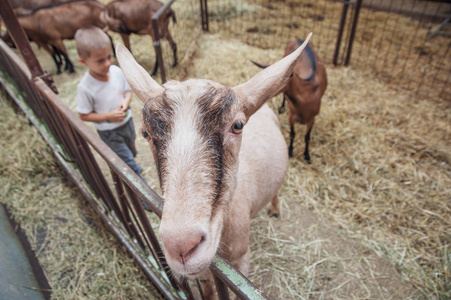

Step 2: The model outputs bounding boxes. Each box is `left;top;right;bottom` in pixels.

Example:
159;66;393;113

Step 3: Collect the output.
253;39;327;163
106;0;177;76
1;26;65;73
10;0;112;73
2;0;72;72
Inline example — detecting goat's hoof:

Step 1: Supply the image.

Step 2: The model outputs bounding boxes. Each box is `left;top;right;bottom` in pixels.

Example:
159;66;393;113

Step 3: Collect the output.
288;150;293;158
268;209;279;218
305;157;312;164
278;107;285;114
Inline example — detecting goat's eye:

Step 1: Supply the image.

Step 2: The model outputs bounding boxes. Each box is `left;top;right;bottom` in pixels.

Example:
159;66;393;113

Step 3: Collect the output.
142;130;150;139
231;121;244;134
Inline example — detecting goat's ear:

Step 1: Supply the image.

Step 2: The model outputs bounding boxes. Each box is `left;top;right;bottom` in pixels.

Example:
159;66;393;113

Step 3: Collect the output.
116;44;164;102
233;33;312;118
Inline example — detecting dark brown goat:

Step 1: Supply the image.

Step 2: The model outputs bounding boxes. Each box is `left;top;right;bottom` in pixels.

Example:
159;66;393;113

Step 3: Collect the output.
253;39;327;163
11;0;111;73
106;0;177;76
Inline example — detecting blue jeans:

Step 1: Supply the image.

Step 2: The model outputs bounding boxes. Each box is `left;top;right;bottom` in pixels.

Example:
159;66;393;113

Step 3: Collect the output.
97;118;145;181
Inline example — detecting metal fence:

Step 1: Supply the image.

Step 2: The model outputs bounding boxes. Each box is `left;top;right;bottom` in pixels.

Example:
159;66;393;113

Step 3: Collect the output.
173;0;450;101
349;0;451;100
0;0;270;298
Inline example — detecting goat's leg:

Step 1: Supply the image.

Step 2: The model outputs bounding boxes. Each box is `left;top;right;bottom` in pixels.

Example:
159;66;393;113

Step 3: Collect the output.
151;55;159;76
61;50;74;73
54;41;74;73
289;123;295;158
46;45;62;74
279;93;287;114
53;46;67;73
304;119;315;164
51;52;62;74
268;195;280;217
199;272;216;300
120;33;131;52
107;33;116;57
166;32;178;67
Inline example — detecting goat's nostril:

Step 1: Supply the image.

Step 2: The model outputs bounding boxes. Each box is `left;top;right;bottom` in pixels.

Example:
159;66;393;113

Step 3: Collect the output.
179;233;206;264
186;235;205;257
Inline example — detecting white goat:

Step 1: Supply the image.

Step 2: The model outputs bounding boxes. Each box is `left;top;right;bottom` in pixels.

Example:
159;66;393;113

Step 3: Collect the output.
116;34;312;299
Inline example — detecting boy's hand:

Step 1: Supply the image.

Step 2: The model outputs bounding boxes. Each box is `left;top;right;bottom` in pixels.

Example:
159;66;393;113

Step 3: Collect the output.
108;108;126;122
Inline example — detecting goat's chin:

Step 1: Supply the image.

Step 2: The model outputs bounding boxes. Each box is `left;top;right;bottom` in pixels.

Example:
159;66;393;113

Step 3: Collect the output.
166;251;214;279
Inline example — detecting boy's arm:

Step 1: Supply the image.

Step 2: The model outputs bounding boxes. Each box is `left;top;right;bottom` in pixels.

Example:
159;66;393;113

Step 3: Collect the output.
118;91;132;112
79;109;126;123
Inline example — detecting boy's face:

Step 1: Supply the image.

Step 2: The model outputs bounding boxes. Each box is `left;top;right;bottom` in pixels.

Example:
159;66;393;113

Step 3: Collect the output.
79;47;113;81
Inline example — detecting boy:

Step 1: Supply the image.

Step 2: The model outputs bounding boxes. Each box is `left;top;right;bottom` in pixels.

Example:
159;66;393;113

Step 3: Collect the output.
75;26;145;181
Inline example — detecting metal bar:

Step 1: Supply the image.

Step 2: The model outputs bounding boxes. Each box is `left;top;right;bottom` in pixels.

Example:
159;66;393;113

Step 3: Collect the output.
152;40;166;83
333;1;350;65
344;0;363;66
151;0;177;83
214;276;230;300
180;279;196;300
152;0;176;20
204;0;209;31
200;0;209;31
111;171;147;249
210;256;269;300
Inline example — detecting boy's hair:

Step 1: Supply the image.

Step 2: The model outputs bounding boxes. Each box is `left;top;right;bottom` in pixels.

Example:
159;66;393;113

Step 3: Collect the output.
74;26;111;59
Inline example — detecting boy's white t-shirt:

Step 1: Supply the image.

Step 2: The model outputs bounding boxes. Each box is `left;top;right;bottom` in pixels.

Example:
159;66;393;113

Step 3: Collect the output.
77;65;132;131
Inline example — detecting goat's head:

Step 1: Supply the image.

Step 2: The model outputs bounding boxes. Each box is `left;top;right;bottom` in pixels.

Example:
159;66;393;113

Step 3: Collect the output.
116;33;311;278
101;8;123;33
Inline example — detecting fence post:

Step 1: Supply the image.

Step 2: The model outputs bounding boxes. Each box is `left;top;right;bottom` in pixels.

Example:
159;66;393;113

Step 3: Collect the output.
200;0;209;31
151;0;177;83
333;1;350;65
344;0;363;65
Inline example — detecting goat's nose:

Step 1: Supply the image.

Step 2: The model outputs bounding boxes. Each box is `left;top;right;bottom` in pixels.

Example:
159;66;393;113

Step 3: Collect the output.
161;230;206;265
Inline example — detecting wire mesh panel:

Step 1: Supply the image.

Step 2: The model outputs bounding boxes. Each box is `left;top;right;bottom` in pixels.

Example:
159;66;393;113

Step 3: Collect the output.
203;0;450;101
205;0;344;64
352;0;451;100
